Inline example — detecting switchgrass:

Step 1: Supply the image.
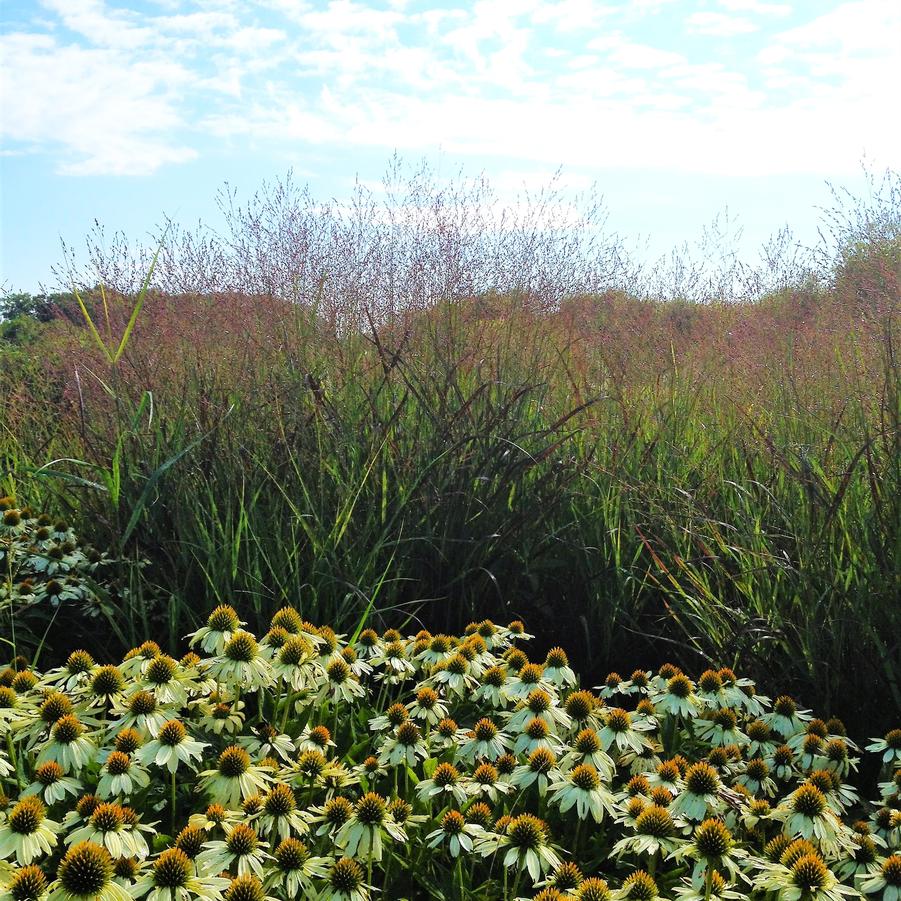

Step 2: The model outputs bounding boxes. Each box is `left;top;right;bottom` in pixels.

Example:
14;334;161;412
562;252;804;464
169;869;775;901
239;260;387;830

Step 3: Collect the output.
2;284;897;738
1;165;898;736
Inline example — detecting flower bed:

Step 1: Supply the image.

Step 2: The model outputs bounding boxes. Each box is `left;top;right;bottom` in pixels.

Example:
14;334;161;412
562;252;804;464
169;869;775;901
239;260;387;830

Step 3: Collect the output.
0;607;899;900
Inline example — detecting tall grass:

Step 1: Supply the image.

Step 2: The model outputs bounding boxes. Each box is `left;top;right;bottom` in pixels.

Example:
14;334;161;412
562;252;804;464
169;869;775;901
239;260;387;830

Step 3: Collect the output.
1;164;898;735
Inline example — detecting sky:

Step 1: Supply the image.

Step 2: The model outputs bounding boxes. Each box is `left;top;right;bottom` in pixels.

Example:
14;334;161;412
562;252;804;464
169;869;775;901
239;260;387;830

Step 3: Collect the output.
1;0;900;293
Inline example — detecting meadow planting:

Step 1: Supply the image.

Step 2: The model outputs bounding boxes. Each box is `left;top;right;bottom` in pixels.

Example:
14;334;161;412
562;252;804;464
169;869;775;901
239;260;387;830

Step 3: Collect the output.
0;165;899;897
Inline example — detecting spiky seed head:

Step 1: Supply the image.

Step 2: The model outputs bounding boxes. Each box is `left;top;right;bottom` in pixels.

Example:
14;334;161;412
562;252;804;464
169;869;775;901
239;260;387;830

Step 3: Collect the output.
104;752;131;776
90;804;125;833
225;632;258;663
225;875;265;901
415;687;438;708
387;798;412;823
803;734;823;754
657;760;681;782
606;708;631;732
324;797;353;827
570;764;600;792
9;797;45;834
636;805;673;837
507;814;545;850
546;647;569;668
793;784;827;817
534;890;563;901
622;870;658;901
274;837;309;871
473;718;497;741
626;795;647;820
91;666;124;698
271;607;302;633
158;720;186;746
708;747;728;768
746;758;769;780
396;721;421;746
747;720;771;741
264;784;295;817
550;861;583;891
774;696;797;717
226;824;258;856
115;728;141;754
175;825;206;859
40;692;73;723
773;745;794;766
329;858;364;893
496;754;516;776
527;690;552;713
791;854;829;891
433;763;459;787
57;842;112;897
146;656;177;685
649;787;672;807
35;761;64;785
525;717;550;740
698;670;723;693
627;775;651;797
519;663;543;685
694;819;732;857
354;792;386;826
218;746;251;778
667;674;693;699
76;795;100;818
296;750;327;779
9;864;48;901
528;747;556;774
129;691;157;715
574;728;601;755
825;717;846;736
440;810;464;835
712;708;737;729
473;763;498;786
385;703;408;726
685;763;720;796
241;796;263;816
882;855;901;886
66;650;94;676
52;714;83;744
565;691;596;721
466;802;492;829
11;671;37;692
780;839;818;868
807;770;834;795
207;605;240;632
764;834;792;862
204;804;227;824
152;849;191;888
576;877;611;901
505;649;528;672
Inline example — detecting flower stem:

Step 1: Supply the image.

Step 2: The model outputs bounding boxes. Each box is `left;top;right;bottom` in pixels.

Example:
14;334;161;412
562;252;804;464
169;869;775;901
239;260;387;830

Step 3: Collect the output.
170;769;177;834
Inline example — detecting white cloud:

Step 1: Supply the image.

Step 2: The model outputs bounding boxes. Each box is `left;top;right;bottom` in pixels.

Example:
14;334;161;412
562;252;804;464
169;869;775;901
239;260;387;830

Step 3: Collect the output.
718;0;791;15
3;0;900;179
685;11;758;36
0;32;197;175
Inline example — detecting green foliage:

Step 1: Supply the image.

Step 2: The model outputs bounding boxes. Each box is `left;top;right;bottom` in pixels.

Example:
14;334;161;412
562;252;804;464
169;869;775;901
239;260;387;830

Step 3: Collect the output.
0;610;899;901
0;284;898;736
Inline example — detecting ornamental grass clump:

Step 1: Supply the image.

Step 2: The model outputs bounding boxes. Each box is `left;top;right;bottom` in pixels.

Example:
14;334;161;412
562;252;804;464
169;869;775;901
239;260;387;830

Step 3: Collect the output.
0;609;899;899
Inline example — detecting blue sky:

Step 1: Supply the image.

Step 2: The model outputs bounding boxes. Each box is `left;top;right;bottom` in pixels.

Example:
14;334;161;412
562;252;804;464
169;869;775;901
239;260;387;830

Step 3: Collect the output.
1;0;899;293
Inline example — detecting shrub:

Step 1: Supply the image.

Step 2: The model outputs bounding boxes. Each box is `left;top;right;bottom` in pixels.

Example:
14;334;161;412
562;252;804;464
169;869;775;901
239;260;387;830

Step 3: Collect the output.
0;607;899;900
